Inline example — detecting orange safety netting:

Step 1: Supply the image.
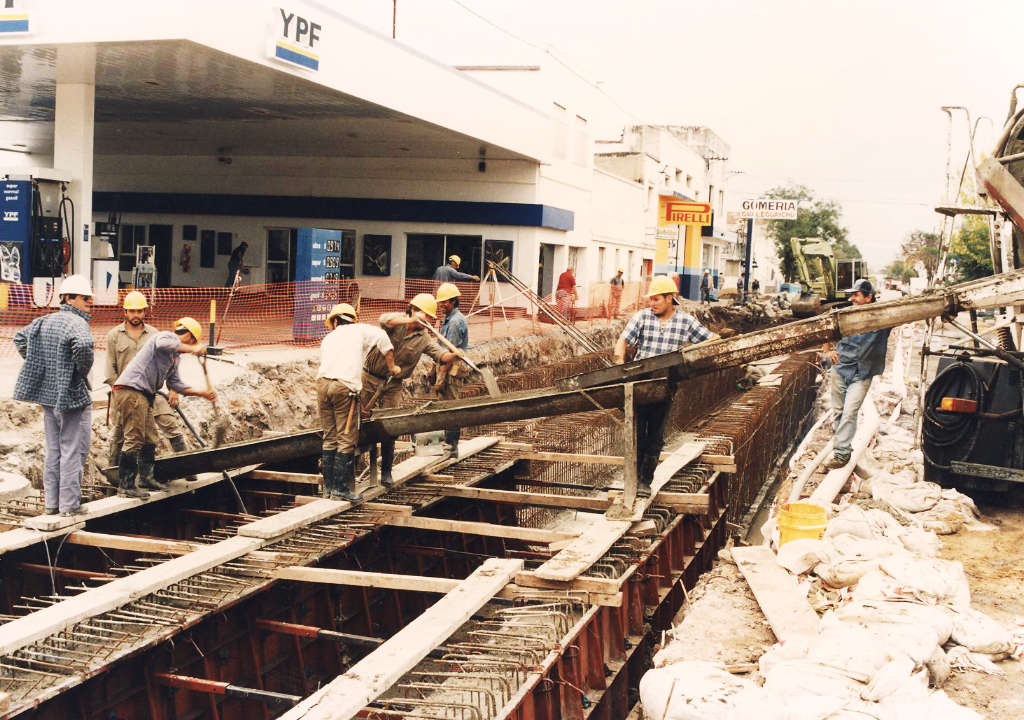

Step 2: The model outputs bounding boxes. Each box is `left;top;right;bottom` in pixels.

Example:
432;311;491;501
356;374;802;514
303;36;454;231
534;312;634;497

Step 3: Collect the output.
1;277;649;358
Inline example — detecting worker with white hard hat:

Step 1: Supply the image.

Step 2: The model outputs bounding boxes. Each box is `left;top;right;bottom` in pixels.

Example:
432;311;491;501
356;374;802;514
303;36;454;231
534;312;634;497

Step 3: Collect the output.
104;290;194;485
613;276;718;498
318;303;400;502
432;254;480;283
111;316;215;499
12;275;96;516
361;293;457;487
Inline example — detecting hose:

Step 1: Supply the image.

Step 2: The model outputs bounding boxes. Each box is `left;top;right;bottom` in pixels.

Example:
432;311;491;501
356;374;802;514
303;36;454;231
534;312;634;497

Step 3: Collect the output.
921;361;985;470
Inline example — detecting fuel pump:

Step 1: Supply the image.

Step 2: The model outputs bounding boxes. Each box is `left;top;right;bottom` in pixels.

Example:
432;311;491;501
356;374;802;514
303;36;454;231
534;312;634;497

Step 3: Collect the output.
0;170;75;306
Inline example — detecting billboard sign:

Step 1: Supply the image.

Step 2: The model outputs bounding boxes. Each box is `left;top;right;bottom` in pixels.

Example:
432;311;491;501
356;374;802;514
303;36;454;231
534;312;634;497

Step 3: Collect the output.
658;196;711;227
737;198;799;220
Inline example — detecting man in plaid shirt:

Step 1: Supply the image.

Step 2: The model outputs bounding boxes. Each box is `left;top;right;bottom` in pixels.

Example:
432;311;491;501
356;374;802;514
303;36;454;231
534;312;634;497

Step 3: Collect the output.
614;276;717;497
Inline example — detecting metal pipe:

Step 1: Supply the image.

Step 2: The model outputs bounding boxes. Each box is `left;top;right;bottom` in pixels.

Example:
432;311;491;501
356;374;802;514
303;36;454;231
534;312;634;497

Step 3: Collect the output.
153;673;301;705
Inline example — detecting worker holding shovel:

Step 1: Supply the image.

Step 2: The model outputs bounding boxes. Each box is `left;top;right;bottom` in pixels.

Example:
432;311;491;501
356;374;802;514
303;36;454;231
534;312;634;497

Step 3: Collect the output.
110;317;216;498
361;294;457;487
318;303;400;502
434;283;469;459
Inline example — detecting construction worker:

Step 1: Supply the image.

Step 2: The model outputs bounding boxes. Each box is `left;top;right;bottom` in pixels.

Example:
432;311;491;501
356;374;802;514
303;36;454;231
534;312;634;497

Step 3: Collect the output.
13;275;95;516
318;303;400;502
104;291;194;485
111;317;216;498
700;270;712;304
820;279;891;469
613;276;717;497
556;266;578;320
609;268;625;318
361;294;457;486
435;282;468;458
432;255;480;282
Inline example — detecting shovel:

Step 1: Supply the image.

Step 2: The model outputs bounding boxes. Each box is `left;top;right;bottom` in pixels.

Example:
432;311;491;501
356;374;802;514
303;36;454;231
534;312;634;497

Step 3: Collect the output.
417;320;501;397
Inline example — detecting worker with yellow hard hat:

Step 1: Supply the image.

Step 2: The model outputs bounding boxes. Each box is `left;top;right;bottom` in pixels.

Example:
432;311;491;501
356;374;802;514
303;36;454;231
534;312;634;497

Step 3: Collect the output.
361;293;458;486
317;303;400;502
434;282;469;458
614;275;718;498
432;254;480;283
104;290;196;487
111;315;215;499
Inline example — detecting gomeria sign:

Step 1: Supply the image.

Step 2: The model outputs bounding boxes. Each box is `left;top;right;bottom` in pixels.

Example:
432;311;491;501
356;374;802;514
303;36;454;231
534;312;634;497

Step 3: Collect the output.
658;196;712;227
737;198;799;220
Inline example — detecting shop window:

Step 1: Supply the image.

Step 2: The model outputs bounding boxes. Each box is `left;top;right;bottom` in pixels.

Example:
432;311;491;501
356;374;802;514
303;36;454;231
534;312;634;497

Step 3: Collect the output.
484;239;513;275
363;234;392;276
444;235;482;277
406;234;445;279
341;229;356;278
266;228;296;284
119;224;145;272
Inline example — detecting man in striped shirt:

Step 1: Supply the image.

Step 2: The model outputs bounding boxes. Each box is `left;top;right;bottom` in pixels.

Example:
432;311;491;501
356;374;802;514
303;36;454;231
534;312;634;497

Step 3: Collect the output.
614;276;717;497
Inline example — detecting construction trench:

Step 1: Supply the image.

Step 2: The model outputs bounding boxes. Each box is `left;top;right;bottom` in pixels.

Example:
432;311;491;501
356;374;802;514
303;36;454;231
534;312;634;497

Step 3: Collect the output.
2;273;1021;720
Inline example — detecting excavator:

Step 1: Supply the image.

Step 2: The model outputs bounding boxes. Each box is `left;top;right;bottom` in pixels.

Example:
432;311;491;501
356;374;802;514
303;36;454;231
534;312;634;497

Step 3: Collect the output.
790;237;868;317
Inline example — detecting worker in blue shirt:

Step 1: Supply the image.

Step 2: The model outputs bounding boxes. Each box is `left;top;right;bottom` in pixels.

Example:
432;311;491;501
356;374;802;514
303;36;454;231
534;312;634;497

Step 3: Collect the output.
435;282;469;458
820;279;891;469
432;255;480;283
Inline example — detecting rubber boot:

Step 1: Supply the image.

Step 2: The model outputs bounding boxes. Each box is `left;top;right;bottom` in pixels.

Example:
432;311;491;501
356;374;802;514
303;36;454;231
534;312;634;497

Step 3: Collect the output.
444;429;461;460
169;435;198;481
117;452;150;499
380;440;395;487
321;450;336;498
138;444;169;491
103;440;122;487
335;453;363;502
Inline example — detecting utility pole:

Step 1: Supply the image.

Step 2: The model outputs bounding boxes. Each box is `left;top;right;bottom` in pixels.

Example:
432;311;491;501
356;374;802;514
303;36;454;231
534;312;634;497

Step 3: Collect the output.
392;0;397;39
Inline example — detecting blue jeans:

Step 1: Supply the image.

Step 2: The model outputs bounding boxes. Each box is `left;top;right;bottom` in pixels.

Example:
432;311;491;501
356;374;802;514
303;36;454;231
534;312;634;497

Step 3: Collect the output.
829;370;871;458
42;405;92;512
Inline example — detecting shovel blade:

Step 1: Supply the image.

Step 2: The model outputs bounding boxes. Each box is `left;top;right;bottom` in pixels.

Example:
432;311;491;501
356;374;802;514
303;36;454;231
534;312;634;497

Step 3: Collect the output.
480;368;501;397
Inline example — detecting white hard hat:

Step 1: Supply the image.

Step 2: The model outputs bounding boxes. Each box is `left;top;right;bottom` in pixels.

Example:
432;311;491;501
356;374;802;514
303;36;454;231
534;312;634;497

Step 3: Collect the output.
59;275;93;297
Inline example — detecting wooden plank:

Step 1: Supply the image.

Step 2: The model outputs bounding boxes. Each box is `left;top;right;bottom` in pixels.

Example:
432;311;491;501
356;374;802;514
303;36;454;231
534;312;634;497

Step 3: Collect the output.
515;569;624;595
360;502;413;514
519;451;625;465
380;515;578;544
731;545;820;644
532;514;631;582
497;584;622;608
279;558;522;720
247;470;320;484
652;491;709;508
65;531;198;556
622;382;639;510
0;524;86;556
273;566;459;594
426;485;613;511
0;536;261;656
607;440;706;522
238;499;348;539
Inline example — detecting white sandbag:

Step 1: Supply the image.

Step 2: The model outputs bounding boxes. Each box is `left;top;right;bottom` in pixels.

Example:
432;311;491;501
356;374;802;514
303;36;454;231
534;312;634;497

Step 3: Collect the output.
948;607;1014;654
761;658;864;701
925;645;951;687
877;555;971;606
897;526;940;556
879;689;984;720
814;557;882;588
945;646;1007;675
805;620;905;680
870;473;941;513
776;538;832;575
825;506;881;540
861;655;918;702
638;661;752;720
836;600;953;646
728;689;850;720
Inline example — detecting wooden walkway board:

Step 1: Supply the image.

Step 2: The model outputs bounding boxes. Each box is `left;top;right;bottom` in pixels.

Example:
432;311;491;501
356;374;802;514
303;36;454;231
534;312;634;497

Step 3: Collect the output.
273;566;459;594
238;499;348;539
279;558;522;720
609;440;706;522
380;514;578;544
731;545;820;644
532;514;631;582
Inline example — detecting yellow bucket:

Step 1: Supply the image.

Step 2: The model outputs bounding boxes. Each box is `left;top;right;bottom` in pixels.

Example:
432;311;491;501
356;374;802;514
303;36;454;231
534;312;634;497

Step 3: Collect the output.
777;502;827;546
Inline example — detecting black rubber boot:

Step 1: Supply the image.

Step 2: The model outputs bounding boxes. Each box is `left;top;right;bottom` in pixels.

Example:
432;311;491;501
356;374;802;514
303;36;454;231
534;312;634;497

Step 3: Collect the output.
335;453;363;502
138;444;169;491
169;435;198;481
380;440;395;487
321;450;336;498
444;429;461;460
117;452;150;499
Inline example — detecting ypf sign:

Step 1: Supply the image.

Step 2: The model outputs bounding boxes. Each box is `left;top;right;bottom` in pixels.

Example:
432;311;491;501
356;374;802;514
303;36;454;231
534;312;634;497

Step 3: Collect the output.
658;196;712;227
737;198;799;220
269;6;322;72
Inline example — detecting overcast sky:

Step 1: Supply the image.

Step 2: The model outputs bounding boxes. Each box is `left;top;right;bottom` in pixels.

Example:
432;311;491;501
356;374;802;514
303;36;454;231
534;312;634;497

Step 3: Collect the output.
329;0;1021;270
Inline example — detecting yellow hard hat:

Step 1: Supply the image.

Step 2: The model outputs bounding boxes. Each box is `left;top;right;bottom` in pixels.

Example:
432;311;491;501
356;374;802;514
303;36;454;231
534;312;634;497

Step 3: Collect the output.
173;316;203;342
325;302;357;328
409;293;438;319
122;290;148;310
646;275;678;297
435;283;461;302
448;255;461;267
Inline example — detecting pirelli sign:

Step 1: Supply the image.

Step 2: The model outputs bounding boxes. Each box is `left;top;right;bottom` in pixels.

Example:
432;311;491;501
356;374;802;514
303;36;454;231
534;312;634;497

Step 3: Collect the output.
658;196;712;227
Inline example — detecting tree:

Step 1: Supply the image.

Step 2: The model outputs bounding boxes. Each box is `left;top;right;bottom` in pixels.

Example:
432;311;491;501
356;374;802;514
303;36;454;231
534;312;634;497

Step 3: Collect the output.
948;215;993;281
901;230;941;286
883;258;913;284
763;184;857;281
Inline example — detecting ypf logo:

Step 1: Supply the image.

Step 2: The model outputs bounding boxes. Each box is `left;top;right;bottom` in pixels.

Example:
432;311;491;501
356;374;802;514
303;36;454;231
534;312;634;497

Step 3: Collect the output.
0;0;30;35
3;211;18;222
272;7;321;72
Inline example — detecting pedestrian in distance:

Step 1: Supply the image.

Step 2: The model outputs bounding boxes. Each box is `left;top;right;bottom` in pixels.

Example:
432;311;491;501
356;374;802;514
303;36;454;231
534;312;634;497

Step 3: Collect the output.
226;241;248;287
111;317;216;498
700;269;712;304
819;279;891;469
432;254;480;282
609;268;625;318
104;290;194;485
360;294;457;487
556;266;578;321
614;275;717;498
13;275;95;516
318;303;400;502
737;272;745;303
435;282;469;459
751;277;761;297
